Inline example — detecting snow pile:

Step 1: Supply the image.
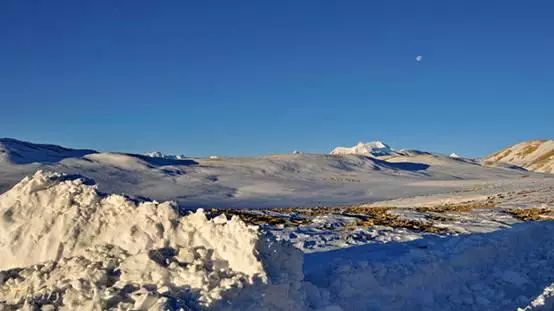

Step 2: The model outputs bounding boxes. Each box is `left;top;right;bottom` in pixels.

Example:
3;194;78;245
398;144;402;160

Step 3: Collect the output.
330;141;395;157
145;151;187;160
0;171;311;310
449;153;460;158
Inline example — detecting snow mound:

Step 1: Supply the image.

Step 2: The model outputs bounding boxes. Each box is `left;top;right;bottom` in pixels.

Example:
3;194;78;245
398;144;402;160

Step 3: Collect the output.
0;138;96;164
0;171;309;309
485;140;554;173
331;141;395;157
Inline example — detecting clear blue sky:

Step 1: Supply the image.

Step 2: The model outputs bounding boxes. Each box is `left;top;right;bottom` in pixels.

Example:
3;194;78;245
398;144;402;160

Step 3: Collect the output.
1;1;552;157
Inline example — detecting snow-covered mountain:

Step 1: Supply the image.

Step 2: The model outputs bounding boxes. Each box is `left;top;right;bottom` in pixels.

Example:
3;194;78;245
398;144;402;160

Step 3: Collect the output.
331;141;397;156
0;138;96;164
145;151;187;160
484;140;554;173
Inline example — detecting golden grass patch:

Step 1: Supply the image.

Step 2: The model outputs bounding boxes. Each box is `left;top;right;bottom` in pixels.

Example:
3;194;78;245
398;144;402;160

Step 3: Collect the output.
507;208;554;221
415;201;496;213
206;208;309;226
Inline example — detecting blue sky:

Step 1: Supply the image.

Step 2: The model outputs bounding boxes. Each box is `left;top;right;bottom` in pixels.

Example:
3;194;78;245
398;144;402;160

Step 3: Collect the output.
1;1;552;157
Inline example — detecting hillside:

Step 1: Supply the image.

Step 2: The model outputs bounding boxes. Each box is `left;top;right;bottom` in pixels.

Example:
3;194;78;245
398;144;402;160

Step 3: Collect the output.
484;140;554;173
0;138;96;164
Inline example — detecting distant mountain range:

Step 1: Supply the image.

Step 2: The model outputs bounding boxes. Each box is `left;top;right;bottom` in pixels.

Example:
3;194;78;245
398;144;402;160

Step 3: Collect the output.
330;140;554;174
484;140;554;174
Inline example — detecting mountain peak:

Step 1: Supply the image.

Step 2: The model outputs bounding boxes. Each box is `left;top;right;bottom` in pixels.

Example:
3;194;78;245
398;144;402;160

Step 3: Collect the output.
331;141;394;156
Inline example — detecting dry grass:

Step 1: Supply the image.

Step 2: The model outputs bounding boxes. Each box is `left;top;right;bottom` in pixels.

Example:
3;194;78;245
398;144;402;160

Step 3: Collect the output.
507;208;554;221
339;206;448;234
218;205;448;233
531;150;554;167
207;198;553;235
206;208;309;226
274;206;338;217
520;143;541;156
415;201;496;213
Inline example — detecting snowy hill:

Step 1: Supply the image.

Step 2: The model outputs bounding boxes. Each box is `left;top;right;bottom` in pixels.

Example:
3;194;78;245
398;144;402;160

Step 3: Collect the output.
0;138;550;208
330;141;397;156
484;140;554;173
0;138;96;164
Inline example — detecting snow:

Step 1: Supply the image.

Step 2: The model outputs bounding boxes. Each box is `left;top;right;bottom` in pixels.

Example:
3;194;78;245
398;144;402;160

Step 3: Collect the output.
0;171;267;308
0;171;553;310
0;138;96;164
304;221;554;311
330;141;395;156
1;138;551;209
145;151;187;160
450;152;460;158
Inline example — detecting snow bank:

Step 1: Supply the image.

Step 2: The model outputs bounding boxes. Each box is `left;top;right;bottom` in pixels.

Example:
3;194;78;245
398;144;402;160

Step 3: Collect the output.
304;221;554;311
0;171;311;310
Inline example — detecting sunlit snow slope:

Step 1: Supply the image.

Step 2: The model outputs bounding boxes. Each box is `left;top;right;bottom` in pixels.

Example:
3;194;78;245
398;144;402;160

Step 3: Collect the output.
484;140;554;173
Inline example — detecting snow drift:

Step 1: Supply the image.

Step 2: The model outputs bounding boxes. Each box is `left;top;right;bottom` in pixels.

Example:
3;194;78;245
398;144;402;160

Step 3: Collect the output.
304;221;554;311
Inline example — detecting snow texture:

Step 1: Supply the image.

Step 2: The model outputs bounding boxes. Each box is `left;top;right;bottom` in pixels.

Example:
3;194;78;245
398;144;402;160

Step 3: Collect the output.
0;172;278;309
